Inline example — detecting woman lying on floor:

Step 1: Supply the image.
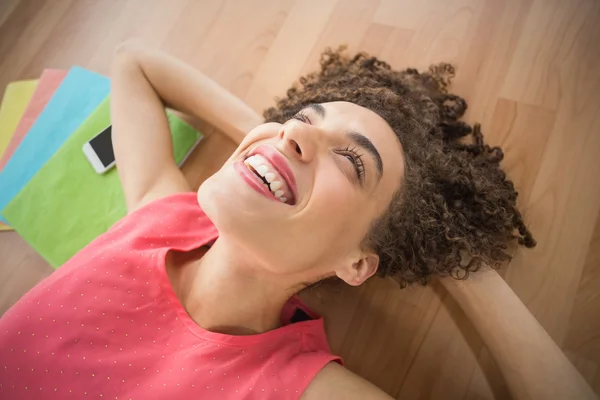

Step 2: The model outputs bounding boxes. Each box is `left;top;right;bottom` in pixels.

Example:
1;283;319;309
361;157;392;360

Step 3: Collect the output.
0;41;595;400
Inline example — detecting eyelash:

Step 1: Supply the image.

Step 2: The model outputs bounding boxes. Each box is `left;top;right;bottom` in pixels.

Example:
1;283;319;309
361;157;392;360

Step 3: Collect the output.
292;110;311;124
336;146;365;181
291;111;366;182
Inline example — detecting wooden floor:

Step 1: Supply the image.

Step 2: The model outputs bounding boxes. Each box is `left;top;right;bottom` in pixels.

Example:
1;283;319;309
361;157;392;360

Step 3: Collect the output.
1;0;600;398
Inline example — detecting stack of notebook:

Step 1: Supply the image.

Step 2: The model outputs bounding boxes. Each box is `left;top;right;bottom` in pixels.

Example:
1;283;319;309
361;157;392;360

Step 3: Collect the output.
0;67;202;268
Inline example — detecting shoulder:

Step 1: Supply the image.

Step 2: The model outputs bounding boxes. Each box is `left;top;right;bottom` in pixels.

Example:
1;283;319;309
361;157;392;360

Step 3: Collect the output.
300;362;393;400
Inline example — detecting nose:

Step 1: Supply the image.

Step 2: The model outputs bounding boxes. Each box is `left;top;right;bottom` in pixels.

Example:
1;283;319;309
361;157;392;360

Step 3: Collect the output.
277;121;321;163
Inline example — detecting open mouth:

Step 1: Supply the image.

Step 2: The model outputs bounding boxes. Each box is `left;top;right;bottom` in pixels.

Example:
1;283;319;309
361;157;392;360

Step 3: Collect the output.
243;154;296;205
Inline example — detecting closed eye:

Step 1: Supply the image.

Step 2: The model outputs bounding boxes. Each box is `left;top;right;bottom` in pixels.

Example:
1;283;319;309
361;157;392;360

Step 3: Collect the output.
335;146;366;183
292;110;311;124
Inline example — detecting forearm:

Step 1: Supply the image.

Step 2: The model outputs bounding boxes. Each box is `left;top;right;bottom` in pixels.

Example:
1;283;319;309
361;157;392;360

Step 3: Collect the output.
115;41;262;144
109;41;196;212
441;267;596;400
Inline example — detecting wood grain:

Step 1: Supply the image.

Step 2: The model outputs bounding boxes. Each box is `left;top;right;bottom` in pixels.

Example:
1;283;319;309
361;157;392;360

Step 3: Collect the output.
1;0;599;398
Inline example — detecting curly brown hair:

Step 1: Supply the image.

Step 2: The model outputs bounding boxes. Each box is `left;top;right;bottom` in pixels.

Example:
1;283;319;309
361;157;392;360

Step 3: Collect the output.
263;47;536;287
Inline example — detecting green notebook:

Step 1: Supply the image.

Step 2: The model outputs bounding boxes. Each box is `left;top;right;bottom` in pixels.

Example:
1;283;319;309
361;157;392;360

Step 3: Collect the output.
3;96;202;268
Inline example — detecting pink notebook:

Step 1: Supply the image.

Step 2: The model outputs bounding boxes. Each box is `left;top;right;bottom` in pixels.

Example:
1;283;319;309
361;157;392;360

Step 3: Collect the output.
0;69;68;171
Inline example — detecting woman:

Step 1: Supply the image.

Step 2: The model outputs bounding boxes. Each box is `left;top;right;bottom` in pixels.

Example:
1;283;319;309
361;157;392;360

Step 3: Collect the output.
0;41;595;400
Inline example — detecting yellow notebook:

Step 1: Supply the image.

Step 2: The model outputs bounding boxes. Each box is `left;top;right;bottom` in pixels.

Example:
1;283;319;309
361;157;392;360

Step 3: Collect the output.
0;79;39;231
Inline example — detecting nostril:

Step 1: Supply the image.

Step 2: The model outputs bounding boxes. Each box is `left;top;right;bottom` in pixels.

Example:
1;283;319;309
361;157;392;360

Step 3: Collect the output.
291;139;302;156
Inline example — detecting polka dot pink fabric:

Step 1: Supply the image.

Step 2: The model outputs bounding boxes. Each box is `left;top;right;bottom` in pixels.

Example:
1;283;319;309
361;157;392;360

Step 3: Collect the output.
0;193;342;399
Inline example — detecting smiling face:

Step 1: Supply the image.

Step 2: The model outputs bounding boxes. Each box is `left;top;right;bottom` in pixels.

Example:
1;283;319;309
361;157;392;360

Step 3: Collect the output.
197;101;404;285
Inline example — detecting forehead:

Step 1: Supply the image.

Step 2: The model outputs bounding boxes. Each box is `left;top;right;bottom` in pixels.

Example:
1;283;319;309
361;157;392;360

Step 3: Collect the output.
320;101;391;134
319;101;403;161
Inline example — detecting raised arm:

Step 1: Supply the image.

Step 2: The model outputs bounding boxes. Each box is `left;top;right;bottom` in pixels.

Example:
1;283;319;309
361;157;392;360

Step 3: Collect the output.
441;267;597;400
110;41;262;212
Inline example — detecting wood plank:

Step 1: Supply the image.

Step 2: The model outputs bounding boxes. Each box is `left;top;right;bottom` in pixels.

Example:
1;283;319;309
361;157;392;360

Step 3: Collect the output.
398;0;485;70
0;0;74;92
184;0;295;100
0;0;32;59
84;0;192;75
373;0;433;30
159;0;225;62
13;0;126;77
298;0;382;76
453;0;532;126
485;99;556;207
358;23;396;56
0;0;20;29
500;0;598;110
243;0;338;111
503;58;600;344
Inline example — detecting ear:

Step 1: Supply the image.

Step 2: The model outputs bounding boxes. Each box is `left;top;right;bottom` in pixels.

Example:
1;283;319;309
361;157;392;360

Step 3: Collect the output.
335;251;379;287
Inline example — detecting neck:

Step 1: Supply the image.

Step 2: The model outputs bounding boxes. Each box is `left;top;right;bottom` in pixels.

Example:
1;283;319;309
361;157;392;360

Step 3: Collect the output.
169;238;299;336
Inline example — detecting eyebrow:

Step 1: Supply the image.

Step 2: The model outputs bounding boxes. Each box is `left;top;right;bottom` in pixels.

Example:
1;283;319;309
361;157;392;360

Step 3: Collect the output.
307;103;326;118
306;103;384;181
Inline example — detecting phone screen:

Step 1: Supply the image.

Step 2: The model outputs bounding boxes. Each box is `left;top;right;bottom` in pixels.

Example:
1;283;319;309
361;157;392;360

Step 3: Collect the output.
89;126;115;167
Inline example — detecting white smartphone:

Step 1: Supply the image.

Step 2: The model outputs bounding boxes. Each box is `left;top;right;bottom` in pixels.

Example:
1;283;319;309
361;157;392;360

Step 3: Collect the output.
82;125;115;174
83;125;203;174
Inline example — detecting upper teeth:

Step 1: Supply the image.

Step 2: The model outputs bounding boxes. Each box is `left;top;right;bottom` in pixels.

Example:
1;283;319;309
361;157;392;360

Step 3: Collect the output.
265;173;276;183
245;154;290;203
256;165;269;176
270;181;282;191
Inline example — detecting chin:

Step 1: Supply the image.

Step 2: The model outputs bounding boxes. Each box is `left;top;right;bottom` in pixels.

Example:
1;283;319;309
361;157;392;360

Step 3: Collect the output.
197;172;233;225
198;178;274;265
197;166;308;272
198;168;260;233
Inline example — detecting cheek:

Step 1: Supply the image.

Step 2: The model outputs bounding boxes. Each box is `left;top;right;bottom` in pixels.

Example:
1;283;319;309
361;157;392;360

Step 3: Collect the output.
223;123;281;165
320;180;353;214
309;168;366;241
237;123;280;151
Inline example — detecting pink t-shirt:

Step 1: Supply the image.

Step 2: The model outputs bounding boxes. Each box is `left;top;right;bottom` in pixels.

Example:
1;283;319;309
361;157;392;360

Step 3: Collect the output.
0;193;341;399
